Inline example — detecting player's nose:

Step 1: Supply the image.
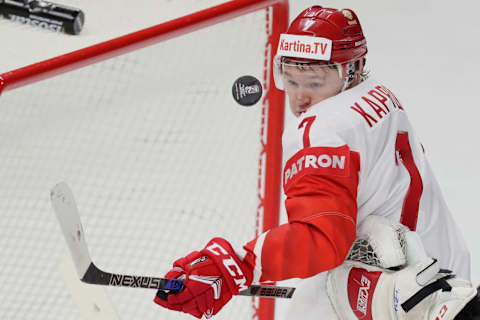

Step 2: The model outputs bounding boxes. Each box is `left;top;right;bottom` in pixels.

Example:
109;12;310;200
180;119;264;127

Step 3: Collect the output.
295;89;310;104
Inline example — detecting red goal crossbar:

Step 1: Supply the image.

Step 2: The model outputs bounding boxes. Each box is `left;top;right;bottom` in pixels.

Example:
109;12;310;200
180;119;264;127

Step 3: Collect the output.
0;1;288;320
0;0;288;94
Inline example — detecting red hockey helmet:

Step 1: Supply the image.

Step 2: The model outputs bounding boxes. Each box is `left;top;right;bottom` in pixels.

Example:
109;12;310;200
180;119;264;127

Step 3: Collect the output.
274;6;368;91
286;6;367;63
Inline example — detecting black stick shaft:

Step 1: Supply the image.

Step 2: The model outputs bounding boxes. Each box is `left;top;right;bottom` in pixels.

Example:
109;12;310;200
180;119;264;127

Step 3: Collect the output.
81;263;295;298
81;263;184;290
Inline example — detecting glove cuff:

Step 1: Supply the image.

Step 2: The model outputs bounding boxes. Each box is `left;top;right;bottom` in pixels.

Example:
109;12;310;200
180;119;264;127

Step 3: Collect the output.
201;237;253;295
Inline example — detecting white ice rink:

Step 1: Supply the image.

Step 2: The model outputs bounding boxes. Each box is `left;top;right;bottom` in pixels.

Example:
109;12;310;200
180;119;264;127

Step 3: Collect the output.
1;0;479;319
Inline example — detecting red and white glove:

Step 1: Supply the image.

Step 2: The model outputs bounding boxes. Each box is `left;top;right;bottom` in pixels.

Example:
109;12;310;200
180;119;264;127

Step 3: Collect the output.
154;237;253;319
327;258;477;320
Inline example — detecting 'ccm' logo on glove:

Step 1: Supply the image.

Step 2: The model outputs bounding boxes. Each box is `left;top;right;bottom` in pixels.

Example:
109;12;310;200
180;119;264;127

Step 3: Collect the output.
205;241;249;292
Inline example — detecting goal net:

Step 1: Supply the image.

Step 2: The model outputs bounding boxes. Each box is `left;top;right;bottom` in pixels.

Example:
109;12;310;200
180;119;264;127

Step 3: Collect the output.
0;1;287;319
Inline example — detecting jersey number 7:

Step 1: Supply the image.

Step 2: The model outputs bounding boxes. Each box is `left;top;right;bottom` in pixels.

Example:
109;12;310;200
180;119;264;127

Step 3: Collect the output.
298;116;316;148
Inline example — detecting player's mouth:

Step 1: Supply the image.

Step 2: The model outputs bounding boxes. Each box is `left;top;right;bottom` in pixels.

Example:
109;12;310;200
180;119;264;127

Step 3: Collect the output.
297;104;311;115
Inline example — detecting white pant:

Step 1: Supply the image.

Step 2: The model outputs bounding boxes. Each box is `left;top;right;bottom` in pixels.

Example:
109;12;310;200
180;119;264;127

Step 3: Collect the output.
274;272;338;320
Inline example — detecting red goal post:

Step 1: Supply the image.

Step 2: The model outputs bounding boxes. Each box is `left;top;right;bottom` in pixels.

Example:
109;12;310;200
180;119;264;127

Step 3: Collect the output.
0;1;288;320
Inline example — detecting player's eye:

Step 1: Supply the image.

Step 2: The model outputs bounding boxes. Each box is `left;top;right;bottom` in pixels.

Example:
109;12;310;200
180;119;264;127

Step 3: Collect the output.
309;82;323;89
287;79;299;88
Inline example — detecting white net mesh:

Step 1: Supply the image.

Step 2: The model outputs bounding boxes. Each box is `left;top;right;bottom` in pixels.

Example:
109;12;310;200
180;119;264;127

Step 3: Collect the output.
0;7;274;320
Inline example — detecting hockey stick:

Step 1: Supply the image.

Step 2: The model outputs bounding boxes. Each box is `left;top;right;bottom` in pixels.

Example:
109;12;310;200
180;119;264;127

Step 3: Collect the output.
50;182;295;299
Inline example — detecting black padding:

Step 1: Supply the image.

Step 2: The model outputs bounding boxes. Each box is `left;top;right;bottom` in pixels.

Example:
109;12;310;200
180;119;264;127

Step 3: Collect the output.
455;288;480;320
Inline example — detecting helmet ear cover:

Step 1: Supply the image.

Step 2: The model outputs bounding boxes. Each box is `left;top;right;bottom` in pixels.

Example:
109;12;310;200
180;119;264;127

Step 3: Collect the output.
348;57;367;80
338;59;362;91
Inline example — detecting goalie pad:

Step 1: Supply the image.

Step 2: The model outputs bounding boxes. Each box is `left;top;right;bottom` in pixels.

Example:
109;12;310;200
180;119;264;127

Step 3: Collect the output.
327;215;477;320
327;259;476;320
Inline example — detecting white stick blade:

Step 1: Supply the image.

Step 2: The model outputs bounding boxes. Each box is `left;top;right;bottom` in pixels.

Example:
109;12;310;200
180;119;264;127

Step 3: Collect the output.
59;256;119;320
51;182;92;279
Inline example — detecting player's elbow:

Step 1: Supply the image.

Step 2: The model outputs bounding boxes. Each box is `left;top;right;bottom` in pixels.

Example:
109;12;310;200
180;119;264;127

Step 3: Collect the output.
307;215;356;269
280;218;356;278
326;226;355;267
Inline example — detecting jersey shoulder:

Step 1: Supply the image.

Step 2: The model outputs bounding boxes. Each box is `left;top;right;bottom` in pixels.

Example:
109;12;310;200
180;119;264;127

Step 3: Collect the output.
308;77;404;131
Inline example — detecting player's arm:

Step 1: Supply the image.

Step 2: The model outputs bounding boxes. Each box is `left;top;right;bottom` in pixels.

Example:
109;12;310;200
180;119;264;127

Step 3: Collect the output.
243;145;361;281
154;145;360;318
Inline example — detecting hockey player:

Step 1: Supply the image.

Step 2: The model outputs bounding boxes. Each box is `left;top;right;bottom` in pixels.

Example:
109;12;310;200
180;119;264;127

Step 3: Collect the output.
154;6;479;319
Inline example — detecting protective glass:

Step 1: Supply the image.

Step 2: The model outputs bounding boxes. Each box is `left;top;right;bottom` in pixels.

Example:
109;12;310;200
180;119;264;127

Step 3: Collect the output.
273;56;344;93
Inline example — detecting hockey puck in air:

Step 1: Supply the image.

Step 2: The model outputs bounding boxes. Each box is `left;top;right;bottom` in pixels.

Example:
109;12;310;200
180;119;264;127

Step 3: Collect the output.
232;75;263;106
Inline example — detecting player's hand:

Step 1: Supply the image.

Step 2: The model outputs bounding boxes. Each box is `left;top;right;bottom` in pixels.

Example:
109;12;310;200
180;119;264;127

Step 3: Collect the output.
154;237;253;319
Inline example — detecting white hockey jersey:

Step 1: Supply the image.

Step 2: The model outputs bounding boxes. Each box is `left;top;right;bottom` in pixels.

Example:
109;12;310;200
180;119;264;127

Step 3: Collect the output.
244;77;470;283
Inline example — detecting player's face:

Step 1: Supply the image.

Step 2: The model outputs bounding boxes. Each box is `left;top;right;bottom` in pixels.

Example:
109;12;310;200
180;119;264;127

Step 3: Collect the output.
282;63;343;117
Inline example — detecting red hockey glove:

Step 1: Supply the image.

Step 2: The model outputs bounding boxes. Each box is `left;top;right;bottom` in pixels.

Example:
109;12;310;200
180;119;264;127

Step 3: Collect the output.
154;237;253;319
